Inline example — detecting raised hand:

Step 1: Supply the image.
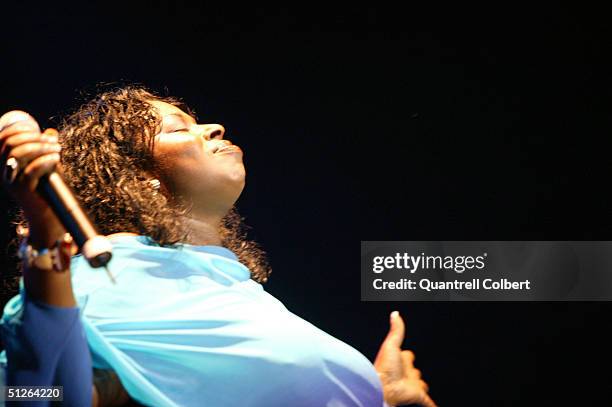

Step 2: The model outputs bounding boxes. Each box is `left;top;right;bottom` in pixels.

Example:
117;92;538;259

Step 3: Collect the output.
374;311;437;407
0;110;66;248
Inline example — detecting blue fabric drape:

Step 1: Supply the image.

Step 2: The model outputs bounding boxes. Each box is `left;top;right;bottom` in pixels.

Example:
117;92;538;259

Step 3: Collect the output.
2;236;383;407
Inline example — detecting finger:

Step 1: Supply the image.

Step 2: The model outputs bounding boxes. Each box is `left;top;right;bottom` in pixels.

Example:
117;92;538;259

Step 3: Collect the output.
401;350;415;365
383;311;405;348
401;350;420;380
40;129;59;146
10;142;61;166
6;142;61;186
0;120;40;138
406;367;422;380
0;133;45;161
42;128;59;137
0;123;41;153
0;119;43;163
419;392;437;407
418;379;429;393
22;153;60;191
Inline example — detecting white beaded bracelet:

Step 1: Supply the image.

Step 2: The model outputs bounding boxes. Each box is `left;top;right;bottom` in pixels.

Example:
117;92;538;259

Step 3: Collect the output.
17;233;75;272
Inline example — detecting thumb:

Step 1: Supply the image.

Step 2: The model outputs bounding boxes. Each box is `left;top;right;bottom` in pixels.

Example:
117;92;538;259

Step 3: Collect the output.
383;311;405;348
42;128;59;137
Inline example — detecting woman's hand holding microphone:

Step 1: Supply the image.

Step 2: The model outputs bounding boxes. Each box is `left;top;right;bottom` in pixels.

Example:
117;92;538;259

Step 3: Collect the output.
0;110;76;306
0;111;66;245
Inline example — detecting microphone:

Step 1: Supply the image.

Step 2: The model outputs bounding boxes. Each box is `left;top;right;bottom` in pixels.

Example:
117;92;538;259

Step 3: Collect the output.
37;172;113;269
0;111;113;275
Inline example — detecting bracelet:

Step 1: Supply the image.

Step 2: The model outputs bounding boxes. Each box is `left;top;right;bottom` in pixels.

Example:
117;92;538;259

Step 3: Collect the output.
17;233;75;272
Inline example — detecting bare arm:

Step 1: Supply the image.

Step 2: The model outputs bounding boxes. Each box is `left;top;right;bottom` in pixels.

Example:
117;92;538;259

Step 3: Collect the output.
1;112;93;403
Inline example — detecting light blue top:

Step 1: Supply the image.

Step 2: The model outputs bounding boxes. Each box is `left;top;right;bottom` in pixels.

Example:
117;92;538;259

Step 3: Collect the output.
1;235;383;406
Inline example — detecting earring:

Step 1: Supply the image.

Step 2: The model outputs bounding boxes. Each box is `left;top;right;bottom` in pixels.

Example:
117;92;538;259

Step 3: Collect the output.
148;178;161;190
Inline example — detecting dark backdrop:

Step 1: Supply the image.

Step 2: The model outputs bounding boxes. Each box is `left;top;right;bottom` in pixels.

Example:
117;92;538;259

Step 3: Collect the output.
1;3;611;406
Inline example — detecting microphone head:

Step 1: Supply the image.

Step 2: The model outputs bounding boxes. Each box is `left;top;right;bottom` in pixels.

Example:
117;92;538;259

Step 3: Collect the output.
82;235;113;268
0;110;40;132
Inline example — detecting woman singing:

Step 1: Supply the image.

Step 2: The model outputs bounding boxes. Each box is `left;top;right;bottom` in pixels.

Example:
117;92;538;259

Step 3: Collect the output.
0;86;435;406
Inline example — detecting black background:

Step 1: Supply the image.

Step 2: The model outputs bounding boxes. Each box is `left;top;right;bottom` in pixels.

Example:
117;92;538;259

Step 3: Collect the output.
2;3;612;406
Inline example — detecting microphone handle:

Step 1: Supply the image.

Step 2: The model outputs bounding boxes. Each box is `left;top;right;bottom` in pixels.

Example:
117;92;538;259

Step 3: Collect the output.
37;172;112;268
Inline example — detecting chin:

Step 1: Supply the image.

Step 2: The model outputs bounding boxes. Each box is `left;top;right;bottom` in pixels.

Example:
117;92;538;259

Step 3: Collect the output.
222;167;246;198
226;164;246;185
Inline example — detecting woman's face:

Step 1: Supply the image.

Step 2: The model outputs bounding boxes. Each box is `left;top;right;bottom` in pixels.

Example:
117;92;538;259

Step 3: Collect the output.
150;100;245;215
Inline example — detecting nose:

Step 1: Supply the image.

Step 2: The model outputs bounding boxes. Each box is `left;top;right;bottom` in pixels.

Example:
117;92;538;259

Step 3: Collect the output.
198;124;225;140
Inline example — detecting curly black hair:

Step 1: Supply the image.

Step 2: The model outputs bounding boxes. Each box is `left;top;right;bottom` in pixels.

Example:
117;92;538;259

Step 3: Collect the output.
25;86;271;283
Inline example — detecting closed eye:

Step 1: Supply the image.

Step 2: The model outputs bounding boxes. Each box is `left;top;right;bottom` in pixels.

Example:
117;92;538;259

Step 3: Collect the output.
173;128;190;133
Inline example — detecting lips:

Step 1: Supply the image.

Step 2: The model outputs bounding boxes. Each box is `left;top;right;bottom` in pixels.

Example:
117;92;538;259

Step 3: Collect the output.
214;144;242;155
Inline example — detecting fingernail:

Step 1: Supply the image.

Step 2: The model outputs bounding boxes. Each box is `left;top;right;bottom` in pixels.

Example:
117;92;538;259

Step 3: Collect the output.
391;311;399;320
42;135;58;143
